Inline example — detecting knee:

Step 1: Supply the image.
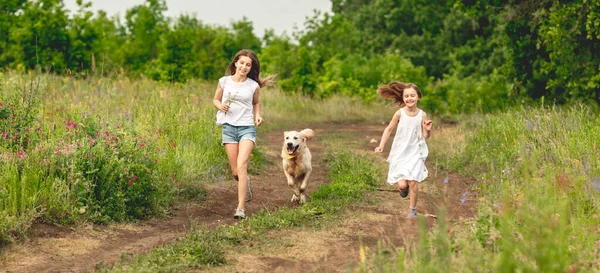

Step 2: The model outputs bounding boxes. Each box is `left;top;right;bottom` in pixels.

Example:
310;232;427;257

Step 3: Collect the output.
397;180;408;190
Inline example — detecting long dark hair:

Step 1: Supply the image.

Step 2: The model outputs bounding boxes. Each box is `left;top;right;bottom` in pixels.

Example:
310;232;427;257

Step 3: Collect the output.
226;49;275;87
377;81;421;107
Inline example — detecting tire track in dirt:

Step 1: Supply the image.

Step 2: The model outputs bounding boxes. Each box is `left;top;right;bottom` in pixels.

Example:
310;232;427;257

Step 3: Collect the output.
0;122;476;273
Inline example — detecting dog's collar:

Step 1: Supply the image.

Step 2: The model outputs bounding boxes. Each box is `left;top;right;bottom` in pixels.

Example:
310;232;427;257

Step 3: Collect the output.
285;154;296;160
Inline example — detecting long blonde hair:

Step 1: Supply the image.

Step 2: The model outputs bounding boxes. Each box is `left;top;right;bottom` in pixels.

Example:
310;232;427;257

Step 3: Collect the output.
377;81;421;107
226;49;276;87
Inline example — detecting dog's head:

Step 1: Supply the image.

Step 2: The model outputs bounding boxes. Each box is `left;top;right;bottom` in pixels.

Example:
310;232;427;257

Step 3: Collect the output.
283;129;314;155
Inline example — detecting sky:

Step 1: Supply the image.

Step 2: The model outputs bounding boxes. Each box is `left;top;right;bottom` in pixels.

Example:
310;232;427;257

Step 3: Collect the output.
63;0;332;37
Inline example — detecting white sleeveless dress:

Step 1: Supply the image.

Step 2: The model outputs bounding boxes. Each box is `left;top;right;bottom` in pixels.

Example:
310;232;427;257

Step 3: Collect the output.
386;108;429;184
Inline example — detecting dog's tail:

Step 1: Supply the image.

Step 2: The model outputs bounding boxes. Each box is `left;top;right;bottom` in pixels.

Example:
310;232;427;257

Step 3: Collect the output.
300;128;314;140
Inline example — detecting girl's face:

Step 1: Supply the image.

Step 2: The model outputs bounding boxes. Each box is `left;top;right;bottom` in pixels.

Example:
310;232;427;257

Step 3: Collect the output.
235;56;253;77
403;88;420;107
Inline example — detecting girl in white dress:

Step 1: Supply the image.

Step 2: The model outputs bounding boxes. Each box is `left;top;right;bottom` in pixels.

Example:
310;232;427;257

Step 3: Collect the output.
374;82;432;218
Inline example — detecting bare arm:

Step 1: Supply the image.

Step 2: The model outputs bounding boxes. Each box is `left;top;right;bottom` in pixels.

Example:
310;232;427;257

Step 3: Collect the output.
253;86;263;126
212;84;229;113
422;112;432;140
374;111;401;153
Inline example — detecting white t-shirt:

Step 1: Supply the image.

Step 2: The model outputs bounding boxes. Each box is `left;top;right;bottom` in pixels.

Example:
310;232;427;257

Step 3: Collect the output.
215;76;259;126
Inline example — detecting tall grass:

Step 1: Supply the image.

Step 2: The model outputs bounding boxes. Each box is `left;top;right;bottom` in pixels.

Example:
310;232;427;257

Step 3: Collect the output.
363;104;600;272
0;72;390;245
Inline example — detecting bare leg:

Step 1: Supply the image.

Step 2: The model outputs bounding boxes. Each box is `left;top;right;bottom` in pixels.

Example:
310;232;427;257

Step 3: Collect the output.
408;180;418;208
235;140;254;210
224;143;239;179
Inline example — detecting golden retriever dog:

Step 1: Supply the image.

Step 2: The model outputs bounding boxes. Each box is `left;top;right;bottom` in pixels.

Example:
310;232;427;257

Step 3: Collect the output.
282;129;314;204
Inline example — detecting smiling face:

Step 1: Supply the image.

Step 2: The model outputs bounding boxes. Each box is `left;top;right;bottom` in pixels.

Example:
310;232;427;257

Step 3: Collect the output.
284;131;303;155
235;56;253;77
402;87;421;107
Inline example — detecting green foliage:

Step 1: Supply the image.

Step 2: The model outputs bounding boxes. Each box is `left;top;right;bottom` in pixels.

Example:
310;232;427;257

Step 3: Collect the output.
259;31;297;80
9;0;71;72
317;52;431;102
313;152;379;201
501;0;600;104
0;78;40;151
122;0;168;75
426;69;510;115
1;0;599;110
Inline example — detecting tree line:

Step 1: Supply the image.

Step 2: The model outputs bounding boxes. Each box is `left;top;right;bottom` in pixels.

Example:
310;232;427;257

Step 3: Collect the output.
1;0;598;114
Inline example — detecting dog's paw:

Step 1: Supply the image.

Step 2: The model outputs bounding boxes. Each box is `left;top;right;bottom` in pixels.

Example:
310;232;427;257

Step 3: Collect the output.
291;194;300;204
299;194;307;204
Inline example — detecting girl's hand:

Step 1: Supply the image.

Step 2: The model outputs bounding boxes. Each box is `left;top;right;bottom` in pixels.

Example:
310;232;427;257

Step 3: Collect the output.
374;146;384;153
423;119;432;131
255;115;263;126
220;103;230;113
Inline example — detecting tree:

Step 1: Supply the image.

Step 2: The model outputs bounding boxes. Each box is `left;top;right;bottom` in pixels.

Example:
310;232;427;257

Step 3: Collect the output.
0;0;26;67
122;0;168;75
9;0;70;72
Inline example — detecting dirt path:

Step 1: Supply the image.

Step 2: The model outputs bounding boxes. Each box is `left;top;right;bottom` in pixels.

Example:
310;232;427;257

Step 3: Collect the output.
200;122;477;273
0;123;476;273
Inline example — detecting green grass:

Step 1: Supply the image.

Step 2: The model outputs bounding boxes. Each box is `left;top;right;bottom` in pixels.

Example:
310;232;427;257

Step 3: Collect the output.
362;104;600;272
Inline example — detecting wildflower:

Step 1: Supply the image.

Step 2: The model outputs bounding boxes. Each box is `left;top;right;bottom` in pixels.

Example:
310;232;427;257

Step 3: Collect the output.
461;197;467;204
104;131;110;137
17;151;27;159
502;169;509;174
443;177;449;184
128;180;134;186
494;203;499;208
133;175;138;180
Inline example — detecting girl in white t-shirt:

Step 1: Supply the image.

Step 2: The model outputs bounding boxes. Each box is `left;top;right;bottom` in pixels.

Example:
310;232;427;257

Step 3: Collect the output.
212;49;275;219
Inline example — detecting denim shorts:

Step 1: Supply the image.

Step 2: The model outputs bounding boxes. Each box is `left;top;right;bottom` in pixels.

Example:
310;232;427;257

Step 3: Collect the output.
221;123;256;145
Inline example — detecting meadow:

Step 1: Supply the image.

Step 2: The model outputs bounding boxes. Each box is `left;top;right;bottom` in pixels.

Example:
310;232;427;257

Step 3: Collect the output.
0;72;387;245
2;72;600;272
